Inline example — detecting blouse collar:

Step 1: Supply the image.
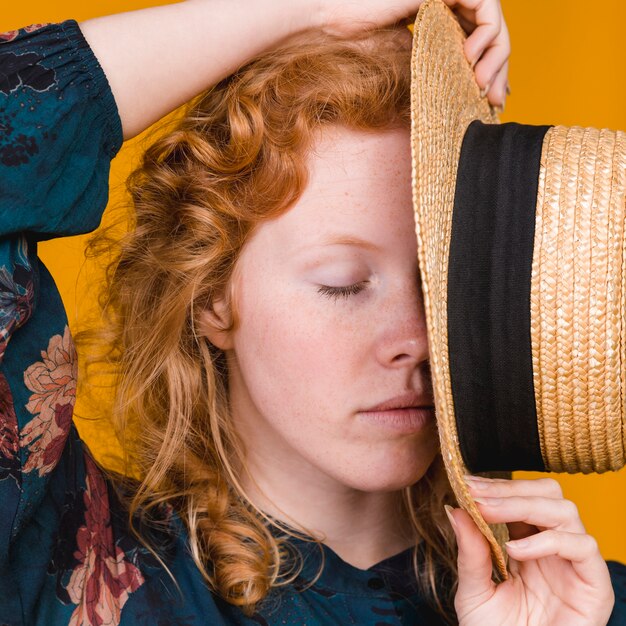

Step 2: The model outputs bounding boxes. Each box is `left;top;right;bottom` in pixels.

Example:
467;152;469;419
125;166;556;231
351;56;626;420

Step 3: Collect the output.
275;531;423;599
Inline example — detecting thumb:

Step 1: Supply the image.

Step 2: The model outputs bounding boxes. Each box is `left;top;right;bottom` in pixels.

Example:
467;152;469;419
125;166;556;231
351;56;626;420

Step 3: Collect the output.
444;505;497;607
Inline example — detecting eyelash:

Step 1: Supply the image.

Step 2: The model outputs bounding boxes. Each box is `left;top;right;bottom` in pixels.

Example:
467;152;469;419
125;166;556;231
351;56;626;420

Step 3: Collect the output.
317;281;369;300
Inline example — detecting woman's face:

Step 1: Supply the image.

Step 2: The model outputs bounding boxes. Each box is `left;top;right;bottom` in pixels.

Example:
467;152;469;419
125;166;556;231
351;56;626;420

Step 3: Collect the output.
203;125;440;494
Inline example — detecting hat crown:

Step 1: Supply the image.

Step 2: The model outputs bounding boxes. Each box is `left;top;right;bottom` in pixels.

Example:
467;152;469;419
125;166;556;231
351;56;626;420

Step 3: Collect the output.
531;124;626;473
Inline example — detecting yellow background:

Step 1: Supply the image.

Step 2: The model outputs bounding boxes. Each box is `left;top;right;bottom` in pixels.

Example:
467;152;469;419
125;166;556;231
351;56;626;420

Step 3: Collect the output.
3;1;625;563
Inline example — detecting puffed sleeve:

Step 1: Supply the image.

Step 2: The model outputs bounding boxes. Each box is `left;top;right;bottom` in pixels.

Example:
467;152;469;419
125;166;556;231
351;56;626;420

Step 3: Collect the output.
0;21;132;626
0;20;123;239
0;21;123;621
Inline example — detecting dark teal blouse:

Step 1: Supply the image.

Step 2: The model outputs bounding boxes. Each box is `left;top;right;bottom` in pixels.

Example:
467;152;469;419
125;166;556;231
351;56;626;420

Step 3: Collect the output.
0;20;625;626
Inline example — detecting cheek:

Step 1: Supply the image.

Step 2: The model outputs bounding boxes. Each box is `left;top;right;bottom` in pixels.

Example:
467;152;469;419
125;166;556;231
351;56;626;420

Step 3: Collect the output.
234;280;365;396
230;284;348;458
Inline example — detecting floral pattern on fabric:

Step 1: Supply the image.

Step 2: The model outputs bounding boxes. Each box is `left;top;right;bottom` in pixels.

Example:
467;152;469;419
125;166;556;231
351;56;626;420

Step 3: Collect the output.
0;24;58;169
0;48;56;96
63;453;144;626
0;31;19;43
23;24;50;34
0;372;20;484
0;236;35;362
0;122;41;167
21;325;77;476
0;24;48;44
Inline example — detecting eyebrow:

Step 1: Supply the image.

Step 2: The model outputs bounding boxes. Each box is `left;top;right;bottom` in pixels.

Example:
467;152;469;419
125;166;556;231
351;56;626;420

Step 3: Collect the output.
306;234;382;252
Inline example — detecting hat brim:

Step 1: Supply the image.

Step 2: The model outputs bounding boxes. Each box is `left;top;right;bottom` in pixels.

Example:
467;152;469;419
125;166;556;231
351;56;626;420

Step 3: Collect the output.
410;0;510;579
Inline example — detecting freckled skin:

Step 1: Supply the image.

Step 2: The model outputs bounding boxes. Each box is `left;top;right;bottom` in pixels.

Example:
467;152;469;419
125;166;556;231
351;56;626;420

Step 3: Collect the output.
202;126;440;564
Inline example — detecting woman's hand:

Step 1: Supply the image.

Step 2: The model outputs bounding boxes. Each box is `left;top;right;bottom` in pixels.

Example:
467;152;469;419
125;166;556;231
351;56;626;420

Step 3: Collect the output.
313;0;510;108
445;476;615;625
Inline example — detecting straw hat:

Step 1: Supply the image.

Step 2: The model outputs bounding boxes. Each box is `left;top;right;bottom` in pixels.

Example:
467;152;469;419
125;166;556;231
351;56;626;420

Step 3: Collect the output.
410;0;626;579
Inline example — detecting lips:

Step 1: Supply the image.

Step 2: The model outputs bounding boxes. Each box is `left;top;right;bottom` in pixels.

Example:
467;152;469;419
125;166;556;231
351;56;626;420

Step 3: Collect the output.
362;391;434;413
358;392;437;434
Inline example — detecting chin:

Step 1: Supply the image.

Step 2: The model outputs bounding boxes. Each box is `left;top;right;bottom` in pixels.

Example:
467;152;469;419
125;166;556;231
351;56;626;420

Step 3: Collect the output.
343;472;424;493
338;449;437;493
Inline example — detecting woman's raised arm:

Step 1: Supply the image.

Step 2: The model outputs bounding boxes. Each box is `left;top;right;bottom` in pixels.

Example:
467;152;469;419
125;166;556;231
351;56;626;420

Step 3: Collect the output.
80;0;510;140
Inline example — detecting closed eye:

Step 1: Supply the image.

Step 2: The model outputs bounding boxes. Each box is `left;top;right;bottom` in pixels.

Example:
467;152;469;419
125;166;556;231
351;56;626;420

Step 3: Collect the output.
317;281;369;300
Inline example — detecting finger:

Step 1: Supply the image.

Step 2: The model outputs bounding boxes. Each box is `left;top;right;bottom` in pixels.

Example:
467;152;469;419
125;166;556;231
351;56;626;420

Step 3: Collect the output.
468;4;509;78
445;506;497;604
465;480;540;541
505;529;611;589
454;10;478;36
463;476;565;499
471;494;588;534
487;58;509;108
472;36;509;95
441;0;498;41
456;0;503;69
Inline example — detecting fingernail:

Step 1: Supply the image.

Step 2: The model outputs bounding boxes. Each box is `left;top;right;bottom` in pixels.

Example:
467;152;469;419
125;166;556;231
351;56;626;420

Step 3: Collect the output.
505;538;530;549
474;496;503;506
506;82;511;97
464;477;489;490
444;504;458;531
494;102;505;115
462;474;491;482
479;82;491;99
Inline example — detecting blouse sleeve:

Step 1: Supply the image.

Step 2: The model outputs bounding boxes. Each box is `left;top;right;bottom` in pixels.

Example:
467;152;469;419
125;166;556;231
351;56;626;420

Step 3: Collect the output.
0;20;123;239
0;19;123;615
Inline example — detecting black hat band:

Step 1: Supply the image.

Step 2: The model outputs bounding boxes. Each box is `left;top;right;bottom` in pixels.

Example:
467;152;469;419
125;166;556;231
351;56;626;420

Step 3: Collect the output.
447;120;552;472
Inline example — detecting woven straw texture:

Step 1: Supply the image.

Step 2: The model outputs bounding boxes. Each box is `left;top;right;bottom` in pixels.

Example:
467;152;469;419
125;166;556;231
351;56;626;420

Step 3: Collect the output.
410;0;510;579
531;126;626;474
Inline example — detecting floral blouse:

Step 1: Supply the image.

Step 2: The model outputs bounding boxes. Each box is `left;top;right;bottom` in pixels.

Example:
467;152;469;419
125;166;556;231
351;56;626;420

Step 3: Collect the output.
0;20;625;626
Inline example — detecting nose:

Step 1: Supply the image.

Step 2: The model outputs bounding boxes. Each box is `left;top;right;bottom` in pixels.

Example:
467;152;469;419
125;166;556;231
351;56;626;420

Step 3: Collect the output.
375;277;430;370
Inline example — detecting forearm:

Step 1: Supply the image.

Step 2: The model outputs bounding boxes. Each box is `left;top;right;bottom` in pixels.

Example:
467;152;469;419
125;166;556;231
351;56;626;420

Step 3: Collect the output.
79;0;314;140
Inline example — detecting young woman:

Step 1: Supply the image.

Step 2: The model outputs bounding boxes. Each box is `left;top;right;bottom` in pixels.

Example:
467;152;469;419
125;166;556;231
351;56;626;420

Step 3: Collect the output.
0;1;623;624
